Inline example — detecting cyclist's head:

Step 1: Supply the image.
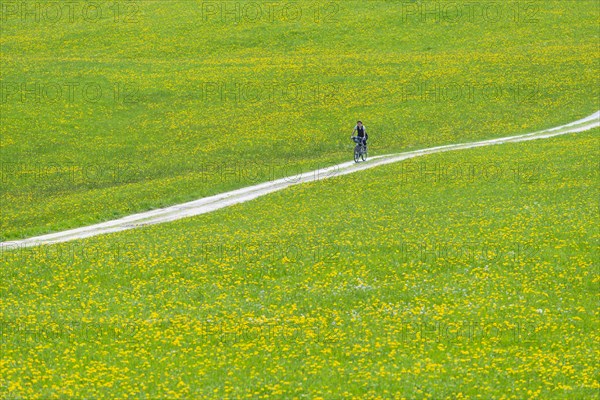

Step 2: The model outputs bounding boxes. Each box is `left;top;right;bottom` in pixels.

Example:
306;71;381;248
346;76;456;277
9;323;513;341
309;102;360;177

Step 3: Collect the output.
357;121;363;126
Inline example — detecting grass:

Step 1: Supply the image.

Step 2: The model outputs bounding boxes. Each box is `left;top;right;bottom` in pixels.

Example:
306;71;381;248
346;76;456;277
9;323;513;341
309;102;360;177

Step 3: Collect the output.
1;0;598;239
1;128;598;398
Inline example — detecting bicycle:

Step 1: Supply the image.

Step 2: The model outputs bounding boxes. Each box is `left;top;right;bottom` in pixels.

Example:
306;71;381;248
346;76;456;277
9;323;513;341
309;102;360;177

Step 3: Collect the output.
351;136;368;163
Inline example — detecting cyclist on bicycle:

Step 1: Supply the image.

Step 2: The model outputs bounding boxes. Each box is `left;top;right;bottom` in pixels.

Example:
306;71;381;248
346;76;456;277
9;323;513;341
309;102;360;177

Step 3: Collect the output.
351;121;368;148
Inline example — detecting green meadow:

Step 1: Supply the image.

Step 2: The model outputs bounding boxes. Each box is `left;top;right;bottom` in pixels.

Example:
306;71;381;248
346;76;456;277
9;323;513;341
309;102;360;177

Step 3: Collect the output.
1;129;598;398
1;0;598;398
1;0;598;239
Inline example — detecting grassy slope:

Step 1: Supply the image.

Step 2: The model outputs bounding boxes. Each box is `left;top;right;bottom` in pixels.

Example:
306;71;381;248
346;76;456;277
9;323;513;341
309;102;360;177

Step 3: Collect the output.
1;129;598;398
1;0;598;239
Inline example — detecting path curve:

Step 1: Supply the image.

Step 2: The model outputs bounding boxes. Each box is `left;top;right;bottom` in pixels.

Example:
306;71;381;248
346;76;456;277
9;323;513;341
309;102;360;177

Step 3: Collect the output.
2;111;598;250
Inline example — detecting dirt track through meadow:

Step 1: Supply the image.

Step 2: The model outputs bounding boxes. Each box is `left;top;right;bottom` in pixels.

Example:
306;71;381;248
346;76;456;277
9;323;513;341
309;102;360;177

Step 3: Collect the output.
2;111;598;250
